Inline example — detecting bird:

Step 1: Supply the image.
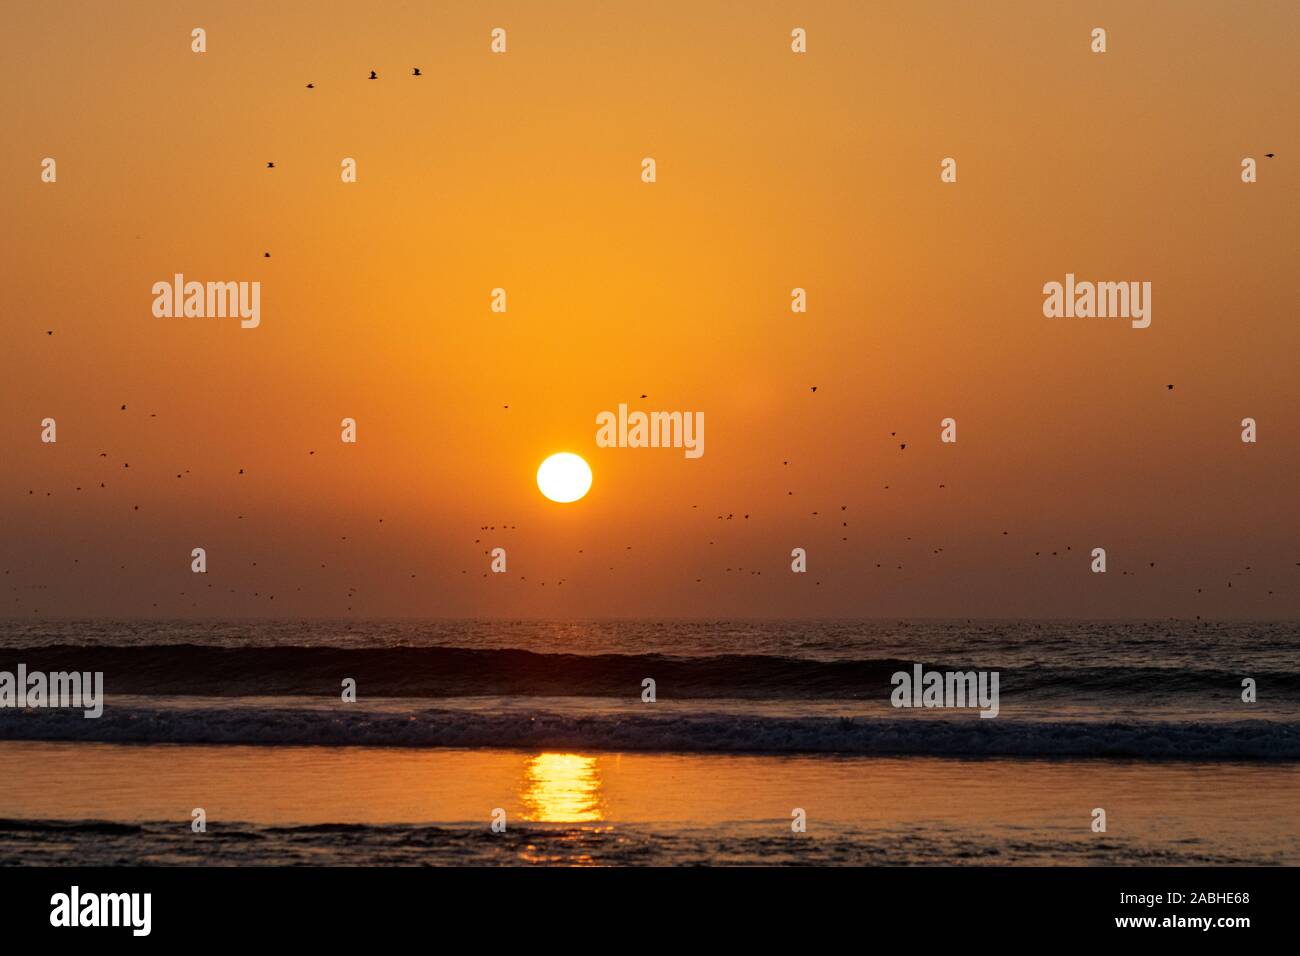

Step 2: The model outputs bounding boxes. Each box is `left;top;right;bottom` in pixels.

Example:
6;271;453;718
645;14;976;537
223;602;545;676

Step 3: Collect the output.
1166;384;1174;390
810;386;817;392
264;252;271;258
412;68;422;77
266;162;275;168
306;83;314;89
1265;152;1275;158
46;330;53;336
368;71;378;80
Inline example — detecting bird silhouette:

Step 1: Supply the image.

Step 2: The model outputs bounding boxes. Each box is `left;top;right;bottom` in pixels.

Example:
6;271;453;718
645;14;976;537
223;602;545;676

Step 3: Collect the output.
368;71;378;80
306;83;314;89
412;68;422;76
266;162;275;168
810;386;817;392
1265;152;1275;158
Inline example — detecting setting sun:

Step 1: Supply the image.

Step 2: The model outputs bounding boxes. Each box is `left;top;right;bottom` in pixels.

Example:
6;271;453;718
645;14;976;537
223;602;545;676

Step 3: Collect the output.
536;453;593;503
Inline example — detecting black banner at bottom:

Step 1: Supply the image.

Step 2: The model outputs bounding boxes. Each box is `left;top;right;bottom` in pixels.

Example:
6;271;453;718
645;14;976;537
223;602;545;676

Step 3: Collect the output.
0;866;1289;942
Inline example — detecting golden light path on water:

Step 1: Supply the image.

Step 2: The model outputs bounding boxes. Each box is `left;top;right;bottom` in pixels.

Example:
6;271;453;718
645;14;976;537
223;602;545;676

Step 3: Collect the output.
520;753;605;824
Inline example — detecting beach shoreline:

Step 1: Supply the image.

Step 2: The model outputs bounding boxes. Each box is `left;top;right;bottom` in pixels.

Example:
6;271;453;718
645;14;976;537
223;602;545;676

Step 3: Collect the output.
2;740;1296;865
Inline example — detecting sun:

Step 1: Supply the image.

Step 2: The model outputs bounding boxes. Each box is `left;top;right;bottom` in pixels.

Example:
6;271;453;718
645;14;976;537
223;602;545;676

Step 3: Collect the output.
536;452;592;503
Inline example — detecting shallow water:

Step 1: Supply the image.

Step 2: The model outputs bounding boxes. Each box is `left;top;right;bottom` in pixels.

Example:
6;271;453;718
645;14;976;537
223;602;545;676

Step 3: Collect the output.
0;741;1295;865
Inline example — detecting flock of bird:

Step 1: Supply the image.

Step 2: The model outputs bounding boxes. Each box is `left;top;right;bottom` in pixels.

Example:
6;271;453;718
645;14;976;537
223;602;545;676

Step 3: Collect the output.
10;377;1292;616
17;67;1288;616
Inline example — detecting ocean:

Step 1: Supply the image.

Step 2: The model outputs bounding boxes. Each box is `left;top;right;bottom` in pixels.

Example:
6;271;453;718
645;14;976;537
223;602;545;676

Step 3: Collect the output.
1;620;1297;865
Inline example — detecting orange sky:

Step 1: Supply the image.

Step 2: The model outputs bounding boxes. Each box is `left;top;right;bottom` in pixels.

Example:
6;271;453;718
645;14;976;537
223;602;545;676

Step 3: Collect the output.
2;1;1297;619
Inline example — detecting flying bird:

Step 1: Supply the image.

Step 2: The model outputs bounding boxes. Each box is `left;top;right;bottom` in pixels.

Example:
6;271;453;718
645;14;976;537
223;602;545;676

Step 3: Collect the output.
266;162;275;168
306;83;314;89
368;71;378;80
1265;152;1275;158
412;68;422;76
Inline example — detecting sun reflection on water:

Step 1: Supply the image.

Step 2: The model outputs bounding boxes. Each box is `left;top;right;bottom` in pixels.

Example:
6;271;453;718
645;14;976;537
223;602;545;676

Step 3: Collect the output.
521;753;604;823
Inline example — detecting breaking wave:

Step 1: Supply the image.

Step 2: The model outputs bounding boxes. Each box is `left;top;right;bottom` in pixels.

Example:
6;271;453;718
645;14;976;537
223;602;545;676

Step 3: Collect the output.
1;702;1295;759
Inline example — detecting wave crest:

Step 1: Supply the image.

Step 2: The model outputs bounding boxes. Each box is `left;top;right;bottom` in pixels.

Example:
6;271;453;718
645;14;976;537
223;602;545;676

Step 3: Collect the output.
1;703;1295;759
